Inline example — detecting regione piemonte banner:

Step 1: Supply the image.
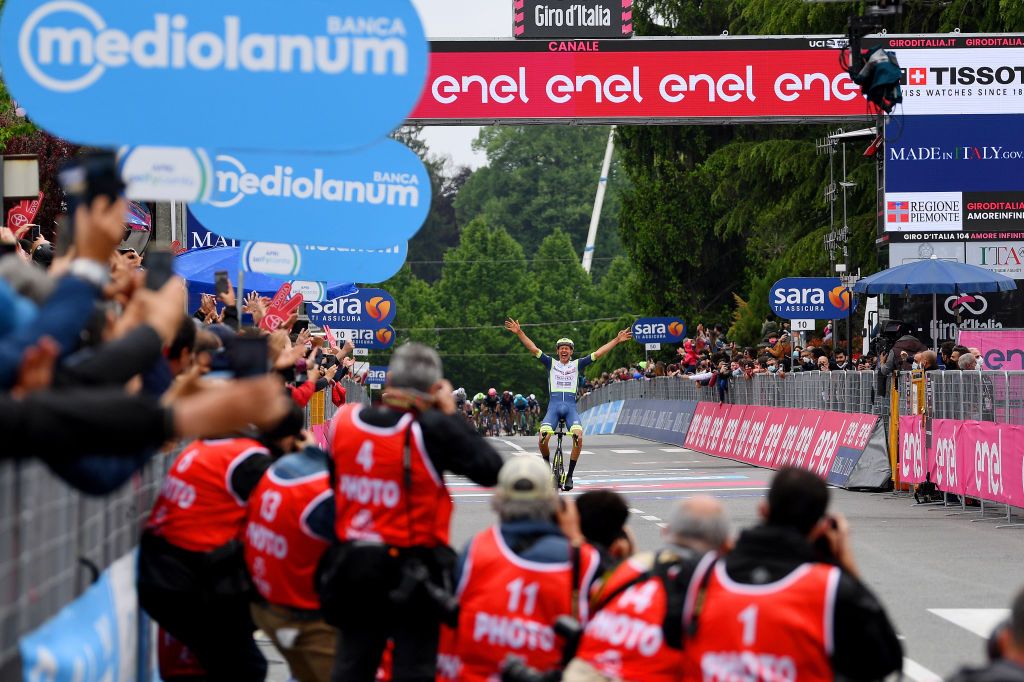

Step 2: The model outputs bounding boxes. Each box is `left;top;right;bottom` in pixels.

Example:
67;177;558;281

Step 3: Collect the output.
408;35;1024;124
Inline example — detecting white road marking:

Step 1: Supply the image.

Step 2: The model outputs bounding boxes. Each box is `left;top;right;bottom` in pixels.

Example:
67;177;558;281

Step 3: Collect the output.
929;608;1010;638
903;658;942;682
611;449;644;454
656;522;667;528
628;508;644;514
450;486;770;498
642;515;661;521
580;450;594;455
501;439;524;451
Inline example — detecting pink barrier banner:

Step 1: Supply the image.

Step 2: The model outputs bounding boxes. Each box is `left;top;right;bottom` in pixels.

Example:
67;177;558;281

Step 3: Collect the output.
958;330;1024;371
929;419;964;496
684;403;878;485
961;421;1024;508
898;415;928;485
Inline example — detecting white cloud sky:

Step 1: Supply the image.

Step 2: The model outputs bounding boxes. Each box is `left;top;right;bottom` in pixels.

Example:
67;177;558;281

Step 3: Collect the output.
410;1;512;169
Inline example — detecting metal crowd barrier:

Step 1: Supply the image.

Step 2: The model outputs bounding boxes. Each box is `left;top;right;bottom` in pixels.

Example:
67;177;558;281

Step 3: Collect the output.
579;371;885;417
897;370;1024;425
0;382;369;677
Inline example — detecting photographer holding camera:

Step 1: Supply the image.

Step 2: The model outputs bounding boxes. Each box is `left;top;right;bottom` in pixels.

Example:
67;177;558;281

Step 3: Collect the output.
323;343;503;682
680;467;902;682
439;456;600;682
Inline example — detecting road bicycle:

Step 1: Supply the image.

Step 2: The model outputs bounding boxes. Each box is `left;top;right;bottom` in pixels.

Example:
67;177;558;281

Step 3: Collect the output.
551;418;567;491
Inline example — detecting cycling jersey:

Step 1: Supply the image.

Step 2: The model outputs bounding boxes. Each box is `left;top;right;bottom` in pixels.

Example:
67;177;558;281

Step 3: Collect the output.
484;395;499;411
514;397;528;410
535;350;595;431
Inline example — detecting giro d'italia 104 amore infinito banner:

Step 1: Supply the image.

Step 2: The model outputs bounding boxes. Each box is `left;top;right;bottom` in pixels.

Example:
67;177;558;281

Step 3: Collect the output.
0;0;428;151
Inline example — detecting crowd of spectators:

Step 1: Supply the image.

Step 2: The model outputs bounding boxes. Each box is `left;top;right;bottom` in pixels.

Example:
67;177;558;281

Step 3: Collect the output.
0;152;354;493
583;317;990;397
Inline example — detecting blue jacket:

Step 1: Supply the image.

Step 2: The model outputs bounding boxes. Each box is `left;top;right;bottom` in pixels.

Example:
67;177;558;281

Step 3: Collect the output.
0;274;101;388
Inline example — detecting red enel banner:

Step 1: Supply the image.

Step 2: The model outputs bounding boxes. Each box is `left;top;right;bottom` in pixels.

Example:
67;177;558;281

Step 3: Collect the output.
684;402;877;480
410;38;868;123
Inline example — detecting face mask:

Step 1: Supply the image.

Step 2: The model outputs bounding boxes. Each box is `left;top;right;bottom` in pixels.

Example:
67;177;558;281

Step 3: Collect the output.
768;365;778;373
912;362;921;370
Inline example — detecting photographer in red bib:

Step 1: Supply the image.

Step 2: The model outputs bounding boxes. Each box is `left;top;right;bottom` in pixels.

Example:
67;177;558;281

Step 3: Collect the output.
322;343;504;682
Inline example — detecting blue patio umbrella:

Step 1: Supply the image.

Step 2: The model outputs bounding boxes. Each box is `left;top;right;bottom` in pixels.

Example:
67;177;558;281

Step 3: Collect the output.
175;247;356;316
853;255;1017;352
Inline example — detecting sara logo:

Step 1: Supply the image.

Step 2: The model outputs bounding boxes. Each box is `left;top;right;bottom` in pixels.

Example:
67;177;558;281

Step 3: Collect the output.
375;328;393;345
0;0;428;151
306;288;396;328
770;277;856;320
828;286;852;312
631;317;686;344
944;294;988;316
367;297;391;322
328;326;396;350
241;241;407;284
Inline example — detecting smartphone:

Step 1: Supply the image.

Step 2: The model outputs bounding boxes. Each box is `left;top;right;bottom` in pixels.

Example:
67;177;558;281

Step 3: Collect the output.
145;249;174;290
28;225;41;242
229;337;269;378
214;270;230;296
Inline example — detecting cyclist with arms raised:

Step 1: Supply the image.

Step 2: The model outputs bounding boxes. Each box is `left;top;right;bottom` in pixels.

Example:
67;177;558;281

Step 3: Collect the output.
505;318;632;490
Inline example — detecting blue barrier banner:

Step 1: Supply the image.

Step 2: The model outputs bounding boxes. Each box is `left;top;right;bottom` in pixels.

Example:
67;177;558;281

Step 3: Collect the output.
240;241;407;284
367;365;388;385
581;400;624;436
325;326;395;351
0;0;428;151
614;399;698;446
20;553;138;682
185;141;431;248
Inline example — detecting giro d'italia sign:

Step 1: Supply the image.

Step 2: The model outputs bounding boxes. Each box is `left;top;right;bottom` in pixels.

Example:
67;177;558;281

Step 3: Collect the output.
0;0;428;151
117;140;431;249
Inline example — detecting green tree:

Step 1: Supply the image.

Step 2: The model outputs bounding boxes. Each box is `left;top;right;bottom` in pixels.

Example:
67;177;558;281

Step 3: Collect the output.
455;125;626;277
435;218;542;395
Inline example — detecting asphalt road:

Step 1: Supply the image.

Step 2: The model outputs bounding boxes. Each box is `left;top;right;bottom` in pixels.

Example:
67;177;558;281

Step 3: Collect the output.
265;433;1024;680
449;434;1024;681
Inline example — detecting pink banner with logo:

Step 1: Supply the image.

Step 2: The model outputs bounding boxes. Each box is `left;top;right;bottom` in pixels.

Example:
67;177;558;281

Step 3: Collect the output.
958;330;1024;371
961;421;1024;508
898;415;928;485
928;419;964;495
684;403;878;483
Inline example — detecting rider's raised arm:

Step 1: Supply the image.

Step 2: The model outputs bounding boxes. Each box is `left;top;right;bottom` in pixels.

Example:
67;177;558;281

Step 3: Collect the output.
505;318;541;357
591;327;633;361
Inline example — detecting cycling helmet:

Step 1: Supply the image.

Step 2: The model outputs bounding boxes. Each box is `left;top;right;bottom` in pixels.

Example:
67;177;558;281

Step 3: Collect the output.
529;394;536;400
515;394;524;401
556;337;574;349
488;388;497;397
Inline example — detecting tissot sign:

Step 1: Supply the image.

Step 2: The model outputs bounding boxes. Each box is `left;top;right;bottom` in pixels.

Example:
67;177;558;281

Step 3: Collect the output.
514;0;633;40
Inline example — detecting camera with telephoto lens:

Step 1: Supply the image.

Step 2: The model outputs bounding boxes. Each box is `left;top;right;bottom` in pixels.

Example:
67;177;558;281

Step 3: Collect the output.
499;616;583;682
388;559;460;626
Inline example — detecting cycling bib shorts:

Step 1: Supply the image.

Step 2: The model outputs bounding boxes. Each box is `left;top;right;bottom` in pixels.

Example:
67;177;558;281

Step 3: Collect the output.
535;351;595;436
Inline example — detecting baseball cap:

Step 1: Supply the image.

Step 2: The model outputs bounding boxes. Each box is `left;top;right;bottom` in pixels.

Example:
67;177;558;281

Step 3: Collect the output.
497;456;555;502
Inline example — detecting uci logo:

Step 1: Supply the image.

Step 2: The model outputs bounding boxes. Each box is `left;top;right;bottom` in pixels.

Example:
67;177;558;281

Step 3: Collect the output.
17;1;411;93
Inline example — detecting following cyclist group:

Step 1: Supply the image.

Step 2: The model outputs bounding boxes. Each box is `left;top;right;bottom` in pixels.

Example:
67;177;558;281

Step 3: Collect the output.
454;387;541;438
